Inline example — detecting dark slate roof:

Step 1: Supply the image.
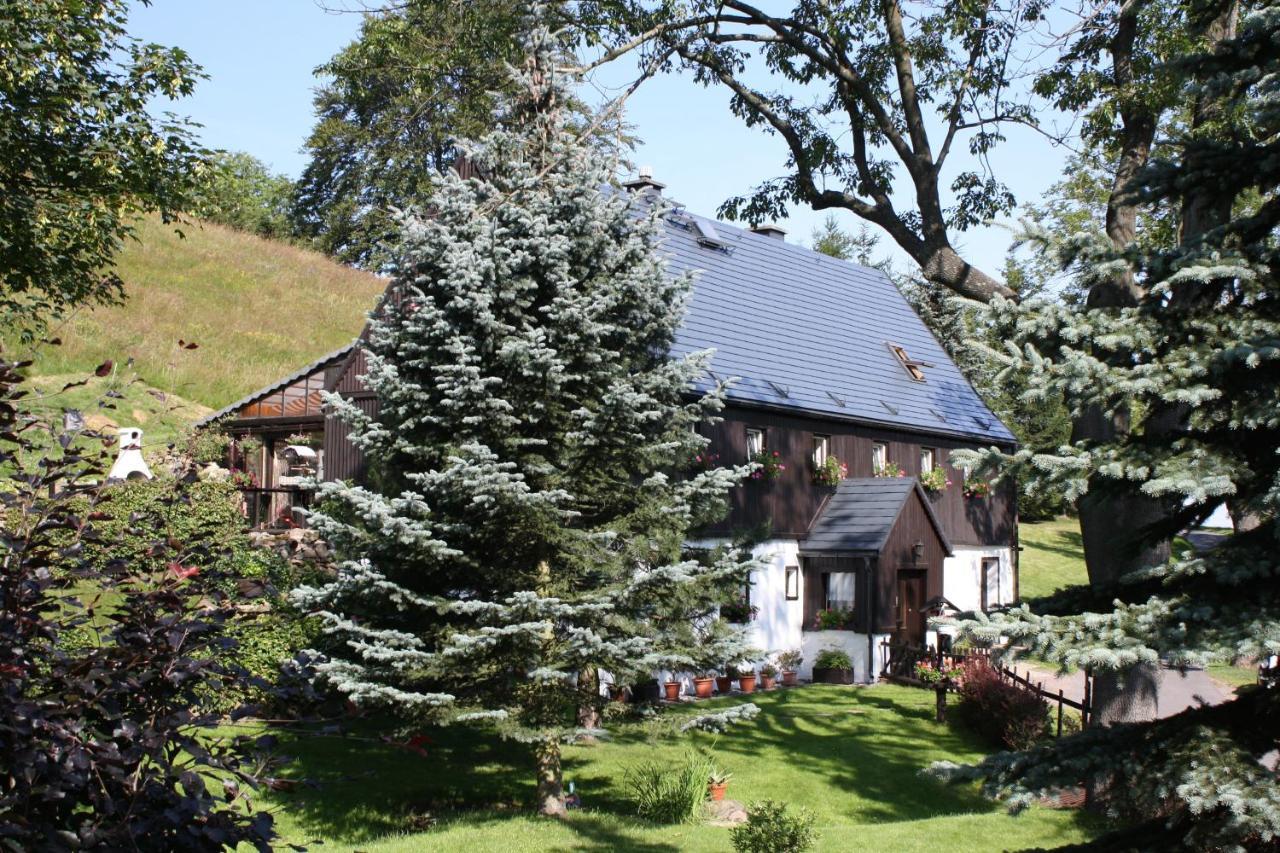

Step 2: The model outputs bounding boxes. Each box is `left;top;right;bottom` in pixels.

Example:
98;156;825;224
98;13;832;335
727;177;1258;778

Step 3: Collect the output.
662;210;1015;444
194;343;354;427
799;477;952;555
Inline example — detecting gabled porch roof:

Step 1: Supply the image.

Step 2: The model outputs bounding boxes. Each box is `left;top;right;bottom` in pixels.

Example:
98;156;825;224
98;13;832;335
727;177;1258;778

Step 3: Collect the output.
798;477;952;556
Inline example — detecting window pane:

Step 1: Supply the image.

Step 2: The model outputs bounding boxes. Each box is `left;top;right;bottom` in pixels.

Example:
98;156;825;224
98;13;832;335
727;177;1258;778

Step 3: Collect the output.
824;571;856;611
746;428;764;458
920;448;935;472
813;435;829;466
872;442;887;472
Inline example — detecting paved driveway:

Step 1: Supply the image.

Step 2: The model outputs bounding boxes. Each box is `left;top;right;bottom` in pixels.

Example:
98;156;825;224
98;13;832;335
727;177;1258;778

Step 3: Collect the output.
1016;663;1231;719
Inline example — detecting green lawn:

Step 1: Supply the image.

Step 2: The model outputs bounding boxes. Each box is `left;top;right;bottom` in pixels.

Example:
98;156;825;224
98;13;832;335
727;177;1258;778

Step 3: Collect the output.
249;685;1098;851
1018;517;1089;599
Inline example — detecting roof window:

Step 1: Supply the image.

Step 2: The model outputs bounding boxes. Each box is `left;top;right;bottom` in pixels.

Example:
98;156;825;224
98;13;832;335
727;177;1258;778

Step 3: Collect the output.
888;343;930;382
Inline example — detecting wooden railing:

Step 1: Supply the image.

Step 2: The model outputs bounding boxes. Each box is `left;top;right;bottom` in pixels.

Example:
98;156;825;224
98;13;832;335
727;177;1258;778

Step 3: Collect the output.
880;641;1092;734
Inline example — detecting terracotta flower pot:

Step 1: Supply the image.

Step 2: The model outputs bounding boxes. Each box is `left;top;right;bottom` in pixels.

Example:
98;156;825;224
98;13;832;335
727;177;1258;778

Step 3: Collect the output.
715;676;733;694
782;670;798;687
738;674;757;694
663;680;681;701
693;676;714;699
760;675;776;690
709;782;728;802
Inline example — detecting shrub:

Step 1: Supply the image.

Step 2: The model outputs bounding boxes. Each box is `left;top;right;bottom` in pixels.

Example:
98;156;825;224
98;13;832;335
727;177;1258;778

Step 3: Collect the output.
776;649;803;671
624;750;714;823
954;660;1050;750
813;647;853;670
0;360;277;850
730;800;818;852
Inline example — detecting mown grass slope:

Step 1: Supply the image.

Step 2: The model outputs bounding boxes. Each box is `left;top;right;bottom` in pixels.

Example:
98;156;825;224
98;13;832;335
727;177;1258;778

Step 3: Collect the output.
12;216;384;410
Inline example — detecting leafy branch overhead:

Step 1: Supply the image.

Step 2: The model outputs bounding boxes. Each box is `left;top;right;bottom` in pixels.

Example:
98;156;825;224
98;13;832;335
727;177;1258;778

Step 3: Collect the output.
576;0;1034;300
0;0;210;333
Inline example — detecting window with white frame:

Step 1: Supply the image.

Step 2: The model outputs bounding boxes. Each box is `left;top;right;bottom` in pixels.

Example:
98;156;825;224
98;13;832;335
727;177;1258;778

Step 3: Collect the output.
920;447;936;473
872;441;888;473
746;427;765;459
812;434;830;467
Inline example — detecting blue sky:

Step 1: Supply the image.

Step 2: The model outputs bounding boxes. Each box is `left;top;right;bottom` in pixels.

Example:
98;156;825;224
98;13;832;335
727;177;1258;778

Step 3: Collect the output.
129;0;1071;276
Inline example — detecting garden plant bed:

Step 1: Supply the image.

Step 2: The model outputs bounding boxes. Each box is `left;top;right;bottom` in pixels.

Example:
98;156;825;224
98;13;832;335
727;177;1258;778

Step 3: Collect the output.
251;684;1101;851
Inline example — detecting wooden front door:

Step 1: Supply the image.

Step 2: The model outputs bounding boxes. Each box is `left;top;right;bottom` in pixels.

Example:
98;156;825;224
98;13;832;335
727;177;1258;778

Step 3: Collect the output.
896;571;927;645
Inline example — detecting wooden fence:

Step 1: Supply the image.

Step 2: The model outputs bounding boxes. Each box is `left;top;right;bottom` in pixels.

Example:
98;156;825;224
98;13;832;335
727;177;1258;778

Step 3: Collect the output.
880;641;1092;734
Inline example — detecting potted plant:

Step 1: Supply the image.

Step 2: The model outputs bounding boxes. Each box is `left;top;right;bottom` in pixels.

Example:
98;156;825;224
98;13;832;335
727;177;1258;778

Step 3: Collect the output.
813;608;854;630
811;647;855;684
813;455;848;486
873;460;905;478
759;663;778;690
663;679;682;701
708;768;733;802
714;671;734;694
609;684;629;703
963;478;991;499
749;449;787;480
737;667;757;694
693;672;715;699
920;466;952;493
777;649;803;686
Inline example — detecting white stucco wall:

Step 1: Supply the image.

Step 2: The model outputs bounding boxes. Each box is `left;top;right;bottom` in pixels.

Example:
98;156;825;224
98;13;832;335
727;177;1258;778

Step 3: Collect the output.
743;539;806;655
688;538;885;683
942;546;1016;612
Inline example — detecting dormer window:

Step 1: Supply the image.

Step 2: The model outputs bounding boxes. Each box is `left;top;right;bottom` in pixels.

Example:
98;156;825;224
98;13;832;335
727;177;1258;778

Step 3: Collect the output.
746;427;765;459
888;343;928;382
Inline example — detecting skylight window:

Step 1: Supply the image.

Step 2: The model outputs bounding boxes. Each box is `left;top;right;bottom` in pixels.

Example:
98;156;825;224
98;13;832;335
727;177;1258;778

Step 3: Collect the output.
693;217;724;246
887;343;930;382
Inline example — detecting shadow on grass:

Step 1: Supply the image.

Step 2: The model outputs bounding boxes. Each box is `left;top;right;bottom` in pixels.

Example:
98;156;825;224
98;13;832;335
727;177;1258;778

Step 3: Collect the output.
1023;528;1085;562
263;685;1098;848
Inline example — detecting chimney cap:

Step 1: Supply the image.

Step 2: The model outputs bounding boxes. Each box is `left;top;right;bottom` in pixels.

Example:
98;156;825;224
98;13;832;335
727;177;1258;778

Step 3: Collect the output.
623;166;665;194
751;223;788;240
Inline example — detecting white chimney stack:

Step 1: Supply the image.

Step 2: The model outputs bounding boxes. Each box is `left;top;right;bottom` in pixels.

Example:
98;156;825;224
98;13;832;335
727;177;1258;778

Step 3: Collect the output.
107;427;153;482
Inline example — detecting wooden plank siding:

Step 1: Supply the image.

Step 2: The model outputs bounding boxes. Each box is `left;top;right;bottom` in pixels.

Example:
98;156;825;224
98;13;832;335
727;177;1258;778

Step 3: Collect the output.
699;406;1015;548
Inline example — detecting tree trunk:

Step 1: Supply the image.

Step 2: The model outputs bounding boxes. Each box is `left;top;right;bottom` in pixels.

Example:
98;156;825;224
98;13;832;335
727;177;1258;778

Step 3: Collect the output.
535;737;566;818
1091;665;1161;725
917;242;1018;302
577;666;601;739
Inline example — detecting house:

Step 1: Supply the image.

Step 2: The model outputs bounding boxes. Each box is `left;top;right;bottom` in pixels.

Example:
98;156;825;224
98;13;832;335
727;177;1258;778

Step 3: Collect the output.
198;174;1018;683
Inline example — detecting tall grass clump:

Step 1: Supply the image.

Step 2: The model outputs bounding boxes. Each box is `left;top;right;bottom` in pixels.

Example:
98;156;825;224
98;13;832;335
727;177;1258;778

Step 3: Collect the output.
624;750;714;824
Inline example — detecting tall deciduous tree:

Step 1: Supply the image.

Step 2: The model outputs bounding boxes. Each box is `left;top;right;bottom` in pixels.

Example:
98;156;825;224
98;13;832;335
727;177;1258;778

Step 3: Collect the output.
938;2;1280;844
294;28;754;816
293;0;572;268
194;151;295;241
0;0;208;333
578;0;1033;301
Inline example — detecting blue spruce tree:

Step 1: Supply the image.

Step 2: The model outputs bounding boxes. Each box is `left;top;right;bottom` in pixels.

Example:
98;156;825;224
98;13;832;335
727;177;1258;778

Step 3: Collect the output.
936;2;1280;846
294;26;755;816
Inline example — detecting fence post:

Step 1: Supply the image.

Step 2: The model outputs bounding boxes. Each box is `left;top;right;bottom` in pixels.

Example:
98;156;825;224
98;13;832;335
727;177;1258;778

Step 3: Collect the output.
1082;669;1092;727
1056;689;1064;737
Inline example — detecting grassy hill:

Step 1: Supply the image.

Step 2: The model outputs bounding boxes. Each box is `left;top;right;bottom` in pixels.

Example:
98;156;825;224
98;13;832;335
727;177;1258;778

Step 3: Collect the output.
13;216;385;411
